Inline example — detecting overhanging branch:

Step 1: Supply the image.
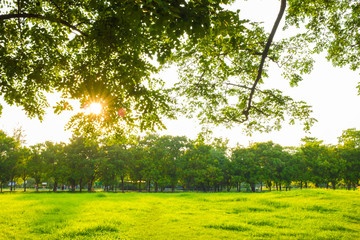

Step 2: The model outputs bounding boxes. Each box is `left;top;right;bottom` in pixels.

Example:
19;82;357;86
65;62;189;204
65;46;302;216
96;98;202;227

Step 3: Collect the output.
243;0;287;120
0;13;88;37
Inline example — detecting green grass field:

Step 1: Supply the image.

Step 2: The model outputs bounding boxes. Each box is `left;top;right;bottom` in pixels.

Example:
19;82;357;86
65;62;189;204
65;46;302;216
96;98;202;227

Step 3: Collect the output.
0;189;359;239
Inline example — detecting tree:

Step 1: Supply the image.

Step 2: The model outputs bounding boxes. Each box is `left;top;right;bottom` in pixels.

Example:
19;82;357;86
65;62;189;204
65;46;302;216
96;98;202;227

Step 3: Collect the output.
280;149;296;191
0;130;17;192
338;128;360;190
300;137;330;187
142;135;188;192
0;0;248;133
101;142;130;192
64;136;85;192
64;135;99;192
252;142;285;191
42;141;67;192
128;142;148;192
231;146;261;192
320;145;345;189
179;141;209;191
138;135;163;192
289;148;310;189
28;144;46;191
16;147;31;192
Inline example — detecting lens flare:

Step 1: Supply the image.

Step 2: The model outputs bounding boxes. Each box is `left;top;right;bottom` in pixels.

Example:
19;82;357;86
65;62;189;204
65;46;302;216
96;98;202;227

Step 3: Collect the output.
86;102;102;115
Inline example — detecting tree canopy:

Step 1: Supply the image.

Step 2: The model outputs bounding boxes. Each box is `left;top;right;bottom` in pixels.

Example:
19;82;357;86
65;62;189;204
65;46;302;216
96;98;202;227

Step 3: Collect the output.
0;0;358;134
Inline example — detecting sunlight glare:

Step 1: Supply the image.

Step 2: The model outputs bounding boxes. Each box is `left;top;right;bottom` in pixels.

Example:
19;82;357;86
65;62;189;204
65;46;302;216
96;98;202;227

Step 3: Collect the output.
87;102;102;115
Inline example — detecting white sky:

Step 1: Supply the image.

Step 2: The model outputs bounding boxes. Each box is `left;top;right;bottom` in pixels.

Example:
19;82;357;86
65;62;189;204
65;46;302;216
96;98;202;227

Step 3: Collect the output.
1;0;359;147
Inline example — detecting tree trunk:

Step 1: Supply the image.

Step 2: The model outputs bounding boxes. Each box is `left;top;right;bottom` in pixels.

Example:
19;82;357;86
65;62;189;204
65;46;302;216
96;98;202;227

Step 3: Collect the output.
0;182;2;192
10;178;13;192
331;181;336;190
305;182;308;188
88;179;93;192
155;182;158;192
172;184;175;193
53;180;57;192
138;180;141;192
23;179;26;192
300;181;303;190
267;181;272;191
71;180;76;192
79;178;83;193
250;183;256;192
279;183;282;191
148;180;151;192
121;177;124;193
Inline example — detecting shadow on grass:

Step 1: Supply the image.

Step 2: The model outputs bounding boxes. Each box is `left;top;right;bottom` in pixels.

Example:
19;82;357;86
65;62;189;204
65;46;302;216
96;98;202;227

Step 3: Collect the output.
205;224;250;232
259;199;290;209
304;205;337;213
62;225;119;238
343;214;360;223
320;225;357;233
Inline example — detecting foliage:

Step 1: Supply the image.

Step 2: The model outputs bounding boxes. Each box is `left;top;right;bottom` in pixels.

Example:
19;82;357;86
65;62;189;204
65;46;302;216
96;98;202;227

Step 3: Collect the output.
337;128;360;189
173;0;316;133
0;130;17;191
0;0;334;136
1;128;360;192
0;0;240;133
286;0;360;74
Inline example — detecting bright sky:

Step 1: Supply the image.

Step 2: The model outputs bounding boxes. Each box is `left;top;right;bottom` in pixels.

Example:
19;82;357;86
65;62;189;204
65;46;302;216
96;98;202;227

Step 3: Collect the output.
1;0;359;147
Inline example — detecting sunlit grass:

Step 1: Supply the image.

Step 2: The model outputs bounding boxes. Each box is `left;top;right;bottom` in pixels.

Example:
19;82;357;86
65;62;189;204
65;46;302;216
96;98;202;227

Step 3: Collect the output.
0;189;359;239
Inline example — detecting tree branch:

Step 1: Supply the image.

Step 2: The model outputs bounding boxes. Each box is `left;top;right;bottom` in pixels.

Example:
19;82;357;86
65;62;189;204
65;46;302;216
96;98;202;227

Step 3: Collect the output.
0;13;88;37
244;49;279;65
243;0;287;120
48;0;66;17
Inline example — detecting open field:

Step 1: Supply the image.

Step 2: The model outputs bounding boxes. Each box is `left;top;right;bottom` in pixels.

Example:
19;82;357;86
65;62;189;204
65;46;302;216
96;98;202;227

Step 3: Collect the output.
0;189;359;240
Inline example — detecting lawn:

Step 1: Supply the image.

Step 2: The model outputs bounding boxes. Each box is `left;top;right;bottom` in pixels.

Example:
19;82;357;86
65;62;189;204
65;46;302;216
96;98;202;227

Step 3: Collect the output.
0;189;359;239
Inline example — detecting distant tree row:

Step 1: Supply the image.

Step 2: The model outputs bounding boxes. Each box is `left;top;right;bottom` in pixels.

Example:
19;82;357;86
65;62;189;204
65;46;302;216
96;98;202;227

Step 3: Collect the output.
0;129;359;193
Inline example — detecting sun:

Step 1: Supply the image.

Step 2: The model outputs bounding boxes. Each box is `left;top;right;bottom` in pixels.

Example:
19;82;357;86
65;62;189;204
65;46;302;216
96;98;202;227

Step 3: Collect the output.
87;102;102;115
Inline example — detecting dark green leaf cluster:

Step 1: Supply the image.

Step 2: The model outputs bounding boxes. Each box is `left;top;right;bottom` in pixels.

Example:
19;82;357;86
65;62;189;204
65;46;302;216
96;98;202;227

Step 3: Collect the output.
0;0;233;131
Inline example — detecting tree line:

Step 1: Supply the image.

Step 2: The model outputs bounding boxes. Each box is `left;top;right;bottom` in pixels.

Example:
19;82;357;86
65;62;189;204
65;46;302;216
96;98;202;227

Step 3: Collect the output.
0;128;359;193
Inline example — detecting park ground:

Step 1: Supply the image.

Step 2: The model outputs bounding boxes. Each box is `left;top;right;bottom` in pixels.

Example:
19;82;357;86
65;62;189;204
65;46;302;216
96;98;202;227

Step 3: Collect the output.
0;189;359;239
